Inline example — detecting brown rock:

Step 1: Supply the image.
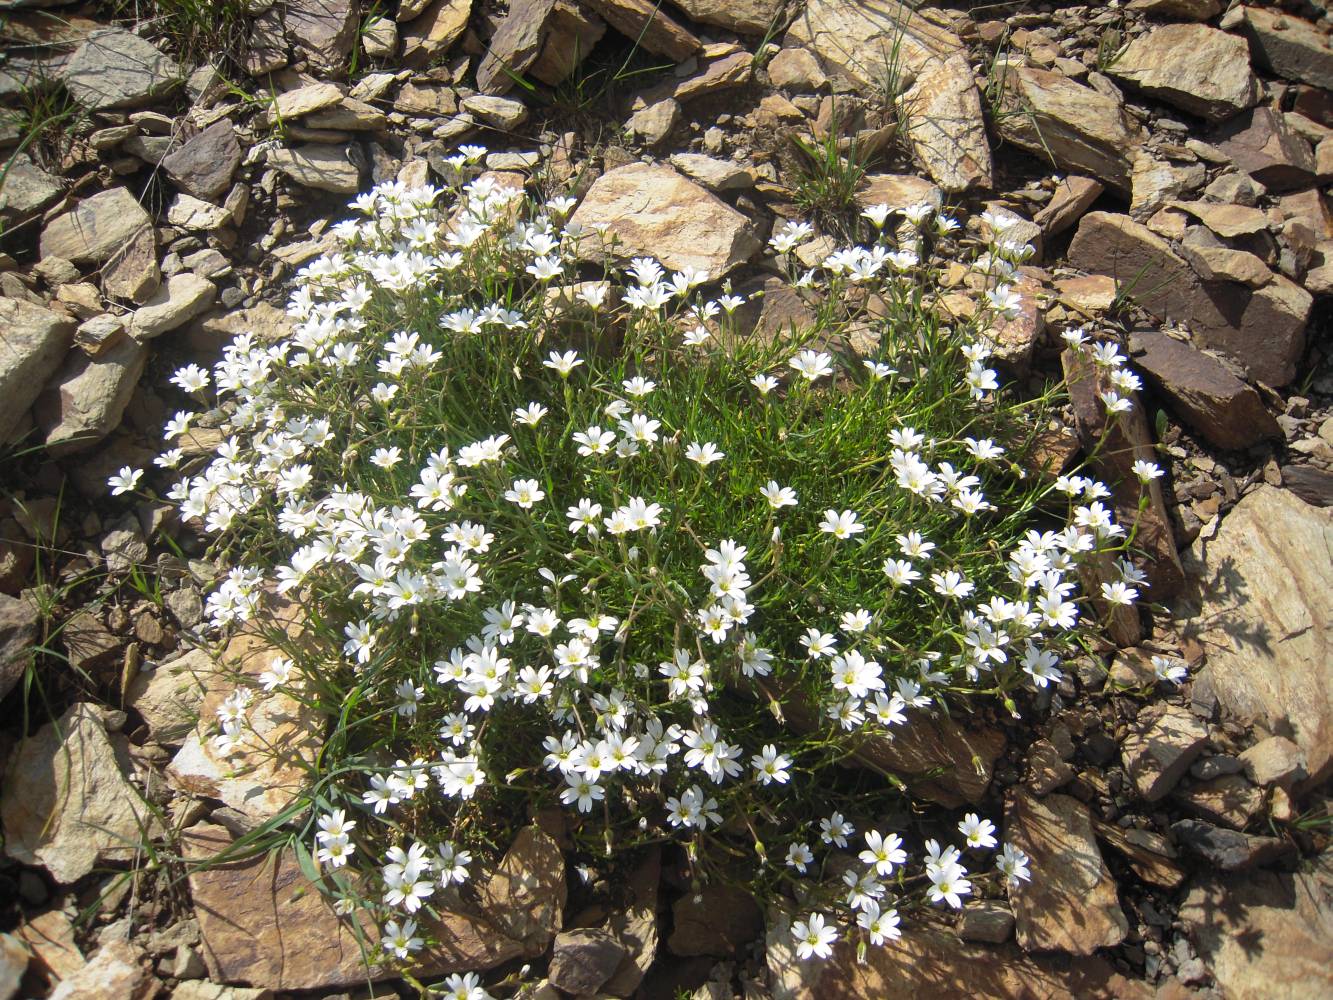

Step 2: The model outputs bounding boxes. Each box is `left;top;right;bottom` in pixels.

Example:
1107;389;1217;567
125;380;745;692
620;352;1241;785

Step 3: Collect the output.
1182;486;1333;784
845;709;1005;808
583;0;702;61
1242;6;1333;92
602;849;659;996
286;0;357;75
1128;0;1220;19
102;227;160;304
476;0;555;93
529;0;606;86
243;6;286;76
668;884;762;957
1068;212;1310;386
40;187;152;265
1034;175;1103;236
1005;791;1128;955
1172;200;1270;238
1217;107;1318;192
1122;703;1209;801
672;0;783;35
47;940;153;1000
35;335;149;455
401;0;472;68
1175;774;1264;829
1092;819;1186;888
125;647;214;745
1107;24;1257;123
161;121;241;200
475;825;567;955
570;162;760;278
902;54;994;193
1129;330;1281;450
0;297;75;443
1179;243;1273;287
17;908;84;980
768;47;827;91
785;0;964;91
1238;735;1308;788
547;929;626;995
1180;858;1333;1000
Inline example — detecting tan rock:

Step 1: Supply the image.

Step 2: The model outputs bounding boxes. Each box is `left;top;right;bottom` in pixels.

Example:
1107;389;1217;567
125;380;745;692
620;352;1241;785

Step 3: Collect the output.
1242;6;1333;91
265;144;361;194
167;594;323;823
102;226;161;304
0;297;75;443
1108;24;1258;122
902;54;993;193
48;940;154;1000
673;0;783;34
570;162;760;278
1182;487;1333;784
1005;791;1128;955
1034;175;1103;236
768;47;827;91
129;273;217;341
1179;243;1272;287
264;83;343;125
39;187;152;265
1;703;161;884
125;647;216;745
528;0;606;86
855;173;942;212
785;0;964;89
1122;703;1209;801
475;826;566;956
401;0;472;68
583;0;701;61
627;99;680;146
17;909;84;980
1172;200;1270;238
34;334;148;455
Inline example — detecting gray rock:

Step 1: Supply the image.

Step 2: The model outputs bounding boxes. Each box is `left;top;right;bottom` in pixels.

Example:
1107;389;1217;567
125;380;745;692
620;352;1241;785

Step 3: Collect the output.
129;273;216;341
161;121;242;200
583;0;701;61
266;144;361;194
35;335;149;456
100;527;148;576
1242;6;1333;91
362;15;398;58
0;592;38;702
243;5;287;76
0;933;26;1000
902;53;993;193
102;226;161;304
461;94;529;128
547;929;626;996
0;297;75;443
126;648;213;746
1171;820;1292;870
61;28;180;109
957;900;1015;944
1217;107;1318;192
476;0;558;94
40;186;153;265
669;152;752;190
286;0;357;75
0;152;62;218
166;193;231;230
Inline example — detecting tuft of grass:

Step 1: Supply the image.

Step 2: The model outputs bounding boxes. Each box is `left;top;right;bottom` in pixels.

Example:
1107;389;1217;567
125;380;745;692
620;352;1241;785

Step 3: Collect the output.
791;104;873;234
105;0;250;72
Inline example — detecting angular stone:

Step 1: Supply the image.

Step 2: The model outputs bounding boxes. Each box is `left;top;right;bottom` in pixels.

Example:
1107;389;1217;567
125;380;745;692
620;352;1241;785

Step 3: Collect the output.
167;193;231;230
548;929;626;996
957;900;1016;944
1005;791;1128;955
627;99;680;146
170;984;273;1000
993;63;1146;192
243;6;286;76
903;54;993;193
584;0;702;61
785;0;964;91
1239;735;1308;788
266;83;344;125
1092;819;1186;889
102;226;160;304
1171;819;1292;870
401;0;472;68
166;595;323;824
40;186;152;265
61;611;120;672
1128;0;1220;19
1180;243;1272;287
1123;704;1209;802
1175;774;1265;830
0;297;75;443
570;162;760;279
1217;107;1318;192
668;884;762;957
125;647;215;746
304;97;389;131
183;823;525;990
602;849;659;996
48;940;153;1000
475;826;566;956
856;173;942;212
460;94;528;128
528;0;606;86
1034;175;1103;236
1242;6;1333;92
161;121;241;200
1173;200;1270;238
61;28;180;109
1182;487;1333;783
668;152;751;190
768;46;827;91
286;0;357;76
1129;330;1281;450
266;144;361;194
477;0;557;93
0;592;37;703
1;703;160;883
0;152;62;218
34;335;148;456
652;49;752;104
17;908;84;981
1108;24;1257;123
129;273;216;341
395;81;458;116
1130;155;1206;220
1068;212;1309;386
672;0;783;35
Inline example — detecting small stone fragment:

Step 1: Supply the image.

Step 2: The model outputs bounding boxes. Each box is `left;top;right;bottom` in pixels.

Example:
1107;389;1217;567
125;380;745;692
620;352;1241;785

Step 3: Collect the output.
1122;704;1210;801
1239;735;1308;788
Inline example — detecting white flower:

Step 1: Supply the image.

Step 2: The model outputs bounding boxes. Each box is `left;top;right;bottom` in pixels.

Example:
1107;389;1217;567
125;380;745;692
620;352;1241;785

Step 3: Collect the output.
171;363;210;393
861;202;892;227
382;918;423;959
1132;459;1163;483
1151;654;1188;685
926;860;971;908
996;843;1031;887
818;509;864;540
786;841;814;873
752;744;792;785
859;830;906;876
789;349;834;382
622;376;656;397
514;402;549;426
760;481;797;509
108;466;143;496
371;447;402;469
751;373;780;395
791;912;837;960
685;441;725;466
820;812;854;848
544;350;583;376
958;813;997;850
857;902;901;946
1100;580;1138;606
504;478;546;508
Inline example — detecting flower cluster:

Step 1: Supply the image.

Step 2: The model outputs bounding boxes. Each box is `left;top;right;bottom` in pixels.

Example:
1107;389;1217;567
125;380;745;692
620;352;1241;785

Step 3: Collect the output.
114;147;1153;982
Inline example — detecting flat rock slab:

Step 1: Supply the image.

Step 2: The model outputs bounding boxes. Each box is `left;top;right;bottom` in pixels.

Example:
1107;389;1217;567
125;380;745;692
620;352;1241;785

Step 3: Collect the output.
786;0;963;86
570;162;760;279
161;120;242;200
584;0;701;61
60;28;180;109
1108;23;1257;122
1121;703;1209;801
401;0;472;68
903;54;993;193
129;273;217;340
1180;856;1333;1000
1182;486;1333;784
1242;6;1333;91
182;824;526;990
674;0;783;35
1005;791;1128;955
39;186;152;265
266;145;361;194
0;297;75;442
1;703;161;884
35;334;149;455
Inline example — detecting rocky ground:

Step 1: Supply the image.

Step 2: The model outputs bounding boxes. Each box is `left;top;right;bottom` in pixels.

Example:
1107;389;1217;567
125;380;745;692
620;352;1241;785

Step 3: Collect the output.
1;0;1332;998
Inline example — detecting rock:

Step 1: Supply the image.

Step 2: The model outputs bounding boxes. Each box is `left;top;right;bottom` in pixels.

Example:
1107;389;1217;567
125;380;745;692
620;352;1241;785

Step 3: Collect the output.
627;99;680;146
1171;819;1292;870
672;0;782;34
786;0;964;91
401;0;472;68
475;825;566;956
902;54;993;193
571;163;760;279
125;647;214;745
957;900;1015;944
129;273;216;341
460;94;528;128
669;153;751;190
1242;7;1333;91
0;298;75;443
1183;487;1333;783
993;63;1145;192
1006;791;1128;955
668;885;762;957
771;919;1151;1000
1034;175;1103;236
1173;200;1270;238
1092;819;1187;889
1068;212;1310;386
167;595;323;824
547;929;626;995
1108;24;1257;123
285;0;357;75
0;933;27;1000
171;983;273;1000
0;152;62;218
768;47;827;91
99;527;147;576
1176;773;1264;829
267;144;360;194
1122;703;1209;801
17;908;84;981
243;6;286;76
166;193;231;230
645;49;752;104
602;849;659;996
1204;171;1266;206
265;82;344;124
528;0;606;85
184;302;293;354
0;592;38;702
1;703;160;884
476;0;557;93
1130;156;1206;220
362;15;398;58
1180;857;1333;1000
1128;0;1220;19
61;28;180;109
161;121;241;200
60;611;120;672
48;940;153;1000
102;227;161;304
1217;107;1318;192
395;81;457;116
1180;243;1273;287
1129;330;1282;450
856;173;943;213
40;186;152;265
1239;736;1308;788
1026;738;1075;796
304;97;389;131
583;0;702;61
185;821;539;989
